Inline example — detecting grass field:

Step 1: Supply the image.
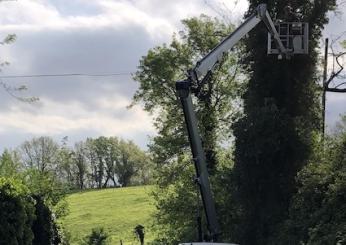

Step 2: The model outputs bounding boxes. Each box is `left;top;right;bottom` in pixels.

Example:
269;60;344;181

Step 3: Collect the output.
61;186;155;245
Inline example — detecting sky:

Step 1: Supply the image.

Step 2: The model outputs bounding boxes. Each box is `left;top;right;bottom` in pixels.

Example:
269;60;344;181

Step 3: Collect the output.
0;0;345;152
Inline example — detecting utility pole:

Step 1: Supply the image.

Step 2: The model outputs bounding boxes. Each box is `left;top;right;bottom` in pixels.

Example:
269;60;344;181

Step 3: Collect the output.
322;38;329;138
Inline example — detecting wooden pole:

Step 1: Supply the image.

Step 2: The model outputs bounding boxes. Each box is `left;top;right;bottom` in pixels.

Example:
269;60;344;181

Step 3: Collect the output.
322;38;329;138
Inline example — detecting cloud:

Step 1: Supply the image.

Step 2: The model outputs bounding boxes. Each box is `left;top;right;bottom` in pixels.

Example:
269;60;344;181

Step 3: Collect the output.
0;95;155;142
0;0;345;152
0;0;249;34
0;0;207;40
0;0;176;151
326;92;346;128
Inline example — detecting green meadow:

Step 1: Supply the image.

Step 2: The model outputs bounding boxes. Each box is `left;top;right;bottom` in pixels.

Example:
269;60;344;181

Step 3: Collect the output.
61;186;155;244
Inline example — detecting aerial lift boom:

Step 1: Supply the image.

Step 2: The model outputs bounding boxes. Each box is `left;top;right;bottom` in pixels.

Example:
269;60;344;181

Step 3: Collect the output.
176;4;289;244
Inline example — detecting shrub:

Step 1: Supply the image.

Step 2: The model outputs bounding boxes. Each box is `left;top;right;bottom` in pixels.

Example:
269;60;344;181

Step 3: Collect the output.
84;227;109;245
0;177;36;245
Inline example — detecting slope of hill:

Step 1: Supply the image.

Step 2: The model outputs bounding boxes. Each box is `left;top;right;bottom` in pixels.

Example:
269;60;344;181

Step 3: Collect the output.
61;186;154;244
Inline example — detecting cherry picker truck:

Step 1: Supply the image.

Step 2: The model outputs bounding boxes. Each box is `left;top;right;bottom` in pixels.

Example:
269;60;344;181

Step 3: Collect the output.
176;3;308;245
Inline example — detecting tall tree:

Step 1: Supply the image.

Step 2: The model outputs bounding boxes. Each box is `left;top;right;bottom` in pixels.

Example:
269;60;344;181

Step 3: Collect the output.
88;137;118;188
133;15;242;243
85;138;99;188
116;139;147;187
90;137;107;189
72;142;89;189
20;136;59;173
130;150;154;186
0;149;21;177
103;137;118;188
56;139;74;186
231;1;337;244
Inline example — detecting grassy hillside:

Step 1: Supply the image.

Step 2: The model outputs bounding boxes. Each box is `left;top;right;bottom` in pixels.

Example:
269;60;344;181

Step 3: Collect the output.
61;186;155;245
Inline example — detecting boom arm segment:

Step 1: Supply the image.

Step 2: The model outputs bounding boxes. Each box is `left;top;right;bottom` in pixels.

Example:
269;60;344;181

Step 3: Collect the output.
194;4;286;80
176;82;221;241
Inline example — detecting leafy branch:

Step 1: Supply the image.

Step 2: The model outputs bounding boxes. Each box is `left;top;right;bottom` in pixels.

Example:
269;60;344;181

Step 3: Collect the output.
0;81;39;103
1;34;39;103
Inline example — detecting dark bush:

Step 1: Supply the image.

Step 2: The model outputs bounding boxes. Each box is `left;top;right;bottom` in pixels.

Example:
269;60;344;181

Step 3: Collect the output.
84;227;109;245
0;177;36;245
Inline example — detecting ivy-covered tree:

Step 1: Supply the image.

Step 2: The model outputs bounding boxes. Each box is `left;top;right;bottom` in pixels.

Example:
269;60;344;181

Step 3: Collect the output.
231;1;337;244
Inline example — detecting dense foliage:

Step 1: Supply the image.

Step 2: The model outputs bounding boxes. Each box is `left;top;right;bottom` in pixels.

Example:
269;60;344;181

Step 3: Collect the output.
231;1;337;244
279;115;346;244
133;15;242;243
0;151;67;244
32;195;62;245
0;177;36;245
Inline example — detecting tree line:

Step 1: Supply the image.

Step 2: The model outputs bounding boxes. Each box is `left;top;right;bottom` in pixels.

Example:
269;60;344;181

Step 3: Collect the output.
1;136;153;190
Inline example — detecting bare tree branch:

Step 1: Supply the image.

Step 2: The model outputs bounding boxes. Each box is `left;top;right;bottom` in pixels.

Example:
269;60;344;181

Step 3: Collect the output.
324;42;346;93
335;82;346;88
325;87;346;92
203;0;239;25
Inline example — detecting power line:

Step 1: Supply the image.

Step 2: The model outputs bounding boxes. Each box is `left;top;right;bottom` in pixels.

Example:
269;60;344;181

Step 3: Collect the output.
0;72;134;79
